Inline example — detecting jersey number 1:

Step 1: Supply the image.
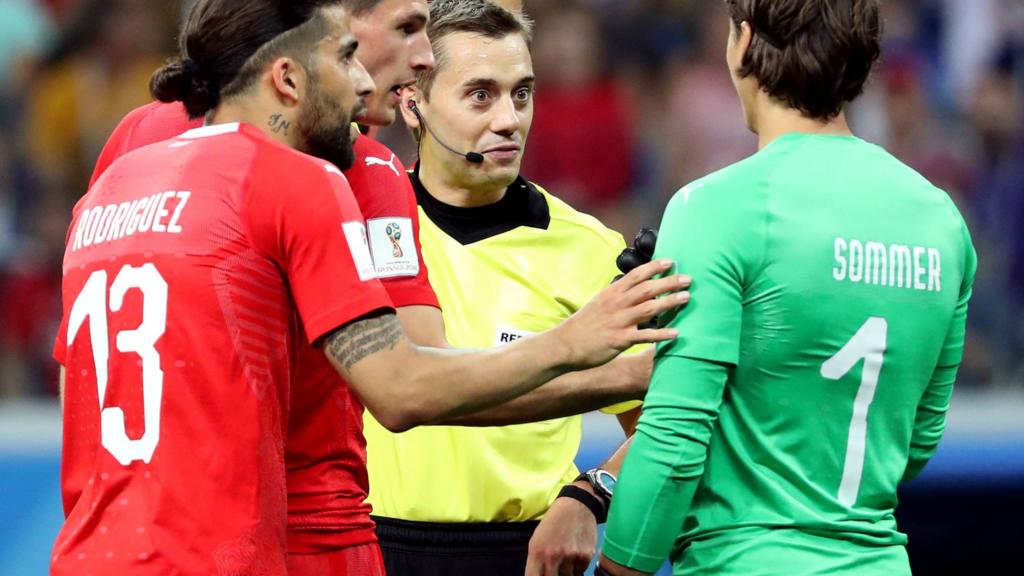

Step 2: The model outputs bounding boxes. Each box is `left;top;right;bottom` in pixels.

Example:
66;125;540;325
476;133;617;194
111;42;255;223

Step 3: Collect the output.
67;264;167;465
820;317;888;507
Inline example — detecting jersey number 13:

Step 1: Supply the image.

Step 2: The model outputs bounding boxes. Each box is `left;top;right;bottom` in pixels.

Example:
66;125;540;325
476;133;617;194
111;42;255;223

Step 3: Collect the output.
67;264;167;465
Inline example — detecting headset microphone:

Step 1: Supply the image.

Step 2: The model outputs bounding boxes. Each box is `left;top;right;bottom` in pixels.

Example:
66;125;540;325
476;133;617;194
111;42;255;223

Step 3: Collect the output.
407;101;485;164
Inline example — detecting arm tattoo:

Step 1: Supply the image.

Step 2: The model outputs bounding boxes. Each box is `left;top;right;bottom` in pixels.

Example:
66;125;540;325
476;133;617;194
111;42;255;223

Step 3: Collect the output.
326;314;402;371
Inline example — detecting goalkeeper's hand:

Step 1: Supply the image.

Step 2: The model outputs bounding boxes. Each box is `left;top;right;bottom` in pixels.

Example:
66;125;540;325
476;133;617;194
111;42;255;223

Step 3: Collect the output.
614;228;660;329
615;227;658;279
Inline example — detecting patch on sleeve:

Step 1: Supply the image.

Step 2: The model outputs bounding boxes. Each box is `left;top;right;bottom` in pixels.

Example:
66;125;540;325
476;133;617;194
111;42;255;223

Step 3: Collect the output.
367;217;420;278
341;221;377;281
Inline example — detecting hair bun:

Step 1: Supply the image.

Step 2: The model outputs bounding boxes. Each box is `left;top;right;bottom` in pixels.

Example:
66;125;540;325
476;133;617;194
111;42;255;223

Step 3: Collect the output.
150;57;220;119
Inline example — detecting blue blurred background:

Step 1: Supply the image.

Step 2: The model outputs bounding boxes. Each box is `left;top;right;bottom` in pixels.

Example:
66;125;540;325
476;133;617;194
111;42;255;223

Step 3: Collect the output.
1;0;1022;574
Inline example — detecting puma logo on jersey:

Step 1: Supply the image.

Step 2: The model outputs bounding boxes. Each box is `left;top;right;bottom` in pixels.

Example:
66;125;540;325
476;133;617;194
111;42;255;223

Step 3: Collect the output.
364;154;400;176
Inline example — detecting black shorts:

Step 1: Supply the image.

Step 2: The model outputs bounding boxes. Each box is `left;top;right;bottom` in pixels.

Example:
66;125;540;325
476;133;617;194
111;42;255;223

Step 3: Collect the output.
373;515;539;576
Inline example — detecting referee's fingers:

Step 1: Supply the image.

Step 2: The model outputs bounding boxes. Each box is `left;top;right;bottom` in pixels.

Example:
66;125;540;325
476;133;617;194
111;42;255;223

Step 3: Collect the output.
633;327;683;344
615;259;674;290
625;273;690;306
626;291;690;329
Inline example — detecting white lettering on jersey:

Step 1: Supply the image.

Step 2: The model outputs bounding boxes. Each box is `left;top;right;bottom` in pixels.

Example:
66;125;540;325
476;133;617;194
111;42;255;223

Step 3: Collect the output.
364;153;400;177
341;221;378;281
167;192;191;234
494;326;536;346
366;217;419;278
832;237;941;292
72;192;193;252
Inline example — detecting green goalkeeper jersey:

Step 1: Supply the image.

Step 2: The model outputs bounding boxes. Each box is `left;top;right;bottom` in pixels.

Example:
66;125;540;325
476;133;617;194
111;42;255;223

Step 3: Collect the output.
603;133;976;575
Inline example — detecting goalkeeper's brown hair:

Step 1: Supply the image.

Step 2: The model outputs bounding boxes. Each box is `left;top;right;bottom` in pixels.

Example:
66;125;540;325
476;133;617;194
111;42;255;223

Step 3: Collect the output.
724;0;882;120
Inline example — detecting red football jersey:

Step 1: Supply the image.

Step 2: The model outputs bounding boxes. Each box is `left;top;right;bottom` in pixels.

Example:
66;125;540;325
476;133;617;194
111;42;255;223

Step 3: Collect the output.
285;135;439;553
52;122;392;575
79;102;439;553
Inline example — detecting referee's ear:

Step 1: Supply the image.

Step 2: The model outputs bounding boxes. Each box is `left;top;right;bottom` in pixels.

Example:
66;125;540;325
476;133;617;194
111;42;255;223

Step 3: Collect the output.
400;86;422;139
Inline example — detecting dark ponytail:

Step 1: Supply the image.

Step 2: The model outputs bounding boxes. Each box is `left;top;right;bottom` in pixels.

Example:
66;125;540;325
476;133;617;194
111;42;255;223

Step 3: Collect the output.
150;58;221;119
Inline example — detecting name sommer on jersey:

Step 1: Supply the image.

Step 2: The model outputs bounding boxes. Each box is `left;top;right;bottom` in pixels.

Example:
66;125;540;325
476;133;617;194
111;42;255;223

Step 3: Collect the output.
71;191;192;252
833;237;942;292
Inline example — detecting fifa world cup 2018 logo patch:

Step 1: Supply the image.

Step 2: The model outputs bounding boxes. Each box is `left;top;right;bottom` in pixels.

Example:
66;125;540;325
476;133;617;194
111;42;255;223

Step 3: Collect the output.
385;222;403;258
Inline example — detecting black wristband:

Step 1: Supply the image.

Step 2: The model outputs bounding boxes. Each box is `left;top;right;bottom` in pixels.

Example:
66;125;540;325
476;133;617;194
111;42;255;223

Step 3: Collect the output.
557;484;607;523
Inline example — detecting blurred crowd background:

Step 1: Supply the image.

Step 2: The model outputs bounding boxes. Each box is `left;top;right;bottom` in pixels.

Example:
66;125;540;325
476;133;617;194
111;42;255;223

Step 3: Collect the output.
0;0;1022;399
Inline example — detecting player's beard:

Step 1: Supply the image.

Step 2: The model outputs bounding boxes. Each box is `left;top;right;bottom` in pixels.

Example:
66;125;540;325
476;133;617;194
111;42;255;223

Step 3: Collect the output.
298;74;356;171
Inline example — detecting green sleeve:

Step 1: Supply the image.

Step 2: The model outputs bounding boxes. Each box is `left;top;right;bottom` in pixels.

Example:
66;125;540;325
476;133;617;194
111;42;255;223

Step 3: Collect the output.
602;355;729;572
652;178;761;365
603;178;758;571
903;224;977;482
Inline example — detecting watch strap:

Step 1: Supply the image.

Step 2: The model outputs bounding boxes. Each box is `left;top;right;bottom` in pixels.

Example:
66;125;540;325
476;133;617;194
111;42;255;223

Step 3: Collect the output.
556;484;607;523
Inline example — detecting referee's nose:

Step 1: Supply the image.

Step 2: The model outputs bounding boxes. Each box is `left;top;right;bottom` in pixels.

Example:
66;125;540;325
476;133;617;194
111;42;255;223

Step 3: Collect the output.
490;96;522;137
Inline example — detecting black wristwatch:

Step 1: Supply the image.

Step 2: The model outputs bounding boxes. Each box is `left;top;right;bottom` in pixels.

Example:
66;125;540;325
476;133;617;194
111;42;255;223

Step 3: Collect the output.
576;467;617;502
556;468;618;524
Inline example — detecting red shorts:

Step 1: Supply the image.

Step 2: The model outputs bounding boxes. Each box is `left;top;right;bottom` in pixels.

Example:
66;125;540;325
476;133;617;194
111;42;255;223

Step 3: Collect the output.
287;542;386;576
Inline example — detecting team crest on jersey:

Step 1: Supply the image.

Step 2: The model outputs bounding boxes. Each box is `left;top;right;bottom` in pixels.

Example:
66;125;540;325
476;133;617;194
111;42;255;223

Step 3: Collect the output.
367;217;419;278
341;221;377;281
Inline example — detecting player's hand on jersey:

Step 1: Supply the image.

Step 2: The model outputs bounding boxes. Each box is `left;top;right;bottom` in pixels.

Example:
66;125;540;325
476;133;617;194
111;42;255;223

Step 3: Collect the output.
557;258;689;369
525;488;599;576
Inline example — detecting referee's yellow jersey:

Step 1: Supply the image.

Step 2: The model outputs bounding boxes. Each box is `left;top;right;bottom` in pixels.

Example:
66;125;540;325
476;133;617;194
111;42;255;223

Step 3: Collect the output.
364;169;636;523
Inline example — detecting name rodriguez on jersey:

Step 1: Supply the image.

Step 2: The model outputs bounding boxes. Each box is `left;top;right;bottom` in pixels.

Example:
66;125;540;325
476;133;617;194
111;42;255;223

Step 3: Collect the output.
71;191;192;252
832;237;942;292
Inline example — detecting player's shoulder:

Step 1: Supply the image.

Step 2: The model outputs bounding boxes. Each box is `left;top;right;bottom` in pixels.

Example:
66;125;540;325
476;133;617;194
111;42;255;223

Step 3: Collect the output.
348;134;407;186
117;100;168;130
183;123;346;189
665;153;766;216
118;101;197;146
353;132;397;159
531;181;626;253
856;139;970;227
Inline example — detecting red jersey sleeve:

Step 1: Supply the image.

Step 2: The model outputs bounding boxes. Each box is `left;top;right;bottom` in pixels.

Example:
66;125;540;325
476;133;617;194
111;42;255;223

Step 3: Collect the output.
348;137;439;309
246;153;394;344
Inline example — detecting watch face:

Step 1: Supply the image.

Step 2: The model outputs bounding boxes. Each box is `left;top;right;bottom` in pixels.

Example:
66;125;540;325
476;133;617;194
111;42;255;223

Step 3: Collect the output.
595;470;617;495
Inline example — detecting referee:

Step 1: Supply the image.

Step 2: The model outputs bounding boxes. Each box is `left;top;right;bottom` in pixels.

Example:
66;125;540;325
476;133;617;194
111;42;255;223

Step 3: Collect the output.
363;1;646;574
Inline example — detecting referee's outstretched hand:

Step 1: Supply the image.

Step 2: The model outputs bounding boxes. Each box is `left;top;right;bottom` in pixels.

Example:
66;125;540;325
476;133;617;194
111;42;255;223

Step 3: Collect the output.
556;258;689;369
